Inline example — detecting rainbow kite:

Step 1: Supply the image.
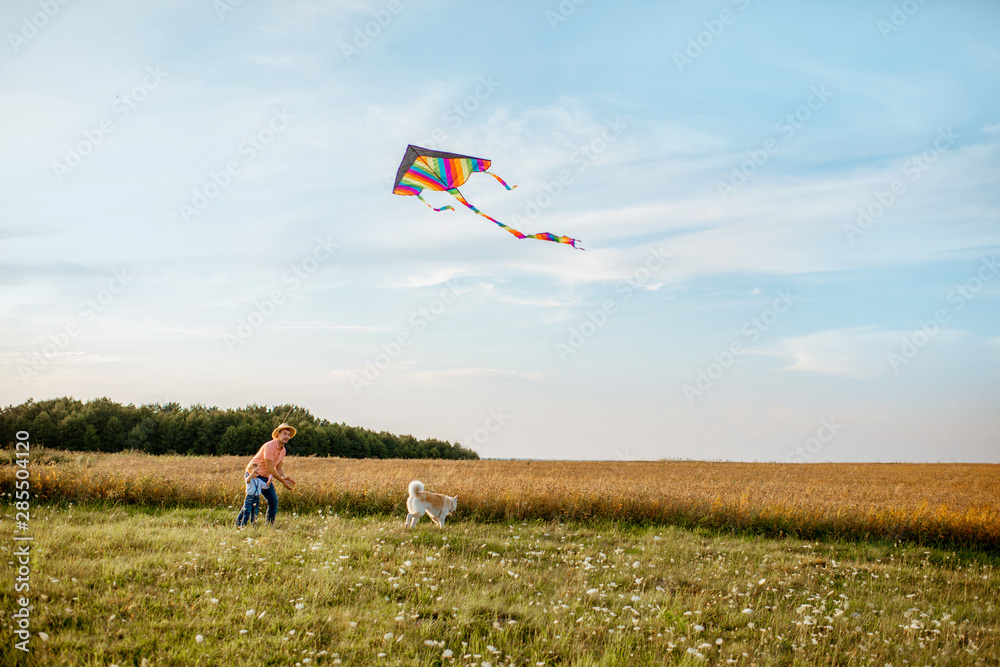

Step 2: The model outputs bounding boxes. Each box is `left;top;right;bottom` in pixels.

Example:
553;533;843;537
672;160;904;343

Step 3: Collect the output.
392;145;582;249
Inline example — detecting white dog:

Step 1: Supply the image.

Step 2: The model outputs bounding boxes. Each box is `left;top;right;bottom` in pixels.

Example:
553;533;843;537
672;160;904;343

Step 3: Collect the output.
404;480;458;528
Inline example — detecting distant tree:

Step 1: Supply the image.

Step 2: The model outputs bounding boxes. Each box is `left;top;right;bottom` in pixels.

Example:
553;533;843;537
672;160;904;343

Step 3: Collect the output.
83;424;101;451
31;411;53;446
104;416;125;452
0;397;479;460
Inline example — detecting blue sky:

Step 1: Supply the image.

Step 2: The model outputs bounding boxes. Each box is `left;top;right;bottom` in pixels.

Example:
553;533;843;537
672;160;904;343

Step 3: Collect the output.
2;0;998;461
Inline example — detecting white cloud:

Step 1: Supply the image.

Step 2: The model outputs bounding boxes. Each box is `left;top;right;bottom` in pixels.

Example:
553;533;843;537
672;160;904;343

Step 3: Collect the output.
399;368;545;385
772;328;908;379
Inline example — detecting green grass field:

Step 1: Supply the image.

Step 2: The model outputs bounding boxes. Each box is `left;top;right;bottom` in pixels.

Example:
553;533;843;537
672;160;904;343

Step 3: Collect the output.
2;504;997;666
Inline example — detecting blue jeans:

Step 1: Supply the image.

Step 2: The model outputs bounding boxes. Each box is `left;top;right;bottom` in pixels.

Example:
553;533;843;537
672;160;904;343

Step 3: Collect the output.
259;480;278;524
236;494;260;527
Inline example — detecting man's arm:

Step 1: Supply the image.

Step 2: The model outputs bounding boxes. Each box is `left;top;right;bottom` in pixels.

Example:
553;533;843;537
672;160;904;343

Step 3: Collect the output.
265;458;293;489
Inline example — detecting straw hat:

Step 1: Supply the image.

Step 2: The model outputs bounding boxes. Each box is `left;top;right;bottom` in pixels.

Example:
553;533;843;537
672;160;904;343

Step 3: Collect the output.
272;423;297;439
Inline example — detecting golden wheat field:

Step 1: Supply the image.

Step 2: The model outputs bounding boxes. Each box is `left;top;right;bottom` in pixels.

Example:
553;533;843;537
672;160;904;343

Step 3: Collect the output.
4;450;998;551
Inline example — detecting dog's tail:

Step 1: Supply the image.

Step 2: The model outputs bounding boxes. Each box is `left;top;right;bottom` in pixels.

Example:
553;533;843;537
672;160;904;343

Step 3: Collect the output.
408;480;424;498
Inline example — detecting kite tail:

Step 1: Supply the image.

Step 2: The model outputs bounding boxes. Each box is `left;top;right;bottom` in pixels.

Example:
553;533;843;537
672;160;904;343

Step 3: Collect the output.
482;171;517;191
416;193;454;212
446;188;583;249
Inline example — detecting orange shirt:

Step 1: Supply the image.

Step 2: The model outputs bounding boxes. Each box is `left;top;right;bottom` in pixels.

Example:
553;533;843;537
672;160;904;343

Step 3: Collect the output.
247;439;285;479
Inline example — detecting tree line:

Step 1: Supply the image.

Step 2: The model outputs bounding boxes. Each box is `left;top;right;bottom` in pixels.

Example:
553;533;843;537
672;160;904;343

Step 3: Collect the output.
1;397;479;460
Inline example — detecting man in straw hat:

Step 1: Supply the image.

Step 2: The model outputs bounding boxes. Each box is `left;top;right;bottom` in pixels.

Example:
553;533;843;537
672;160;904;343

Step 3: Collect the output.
245;423;297;525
